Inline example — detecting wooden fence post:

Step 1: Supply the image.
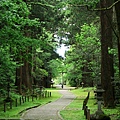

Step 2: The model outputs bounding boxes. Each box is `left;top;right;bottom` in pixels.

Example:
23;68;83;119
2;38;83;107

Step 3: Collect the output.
48;92;49;97
42;92;44;98
20;97;21;105
84;106;88;119
39;93;40;99
15;99;17;107
36;95;37;100
87;109;90;120
45;91;47;98
4;102;6;112
22;96;24;103
10;101;12;109
27;96;29;102
25;96;26;102
32;95;34;101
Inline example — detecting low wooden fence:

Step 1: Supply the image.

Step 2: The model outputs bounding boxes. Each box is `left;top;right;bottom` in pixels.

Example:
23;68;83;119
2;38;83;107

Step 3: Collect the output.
83;105;90;120
82;92;91;120
3;90;51;112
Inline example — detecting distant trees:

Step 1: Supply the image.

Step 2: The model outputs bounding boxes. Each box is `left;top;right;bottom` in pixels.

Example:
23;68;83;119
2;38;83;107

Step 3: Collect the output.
65;23;100;87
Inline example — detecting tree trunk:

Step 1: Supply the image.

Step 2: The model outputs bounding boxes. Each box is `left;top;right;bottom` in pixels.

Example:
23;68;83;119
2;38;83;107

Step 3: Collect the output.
22;57;31;92
15;51;23;94
15;65;22;94
115;0;120;76
100;0;115;107
15;51;31;94
15;33;32;94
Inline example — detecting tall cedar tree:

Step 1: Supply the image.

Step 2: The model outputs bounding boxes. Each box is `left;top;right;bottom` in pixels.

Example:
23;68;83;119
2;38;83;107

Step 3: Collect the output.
115;0;120;75
100;0;115;107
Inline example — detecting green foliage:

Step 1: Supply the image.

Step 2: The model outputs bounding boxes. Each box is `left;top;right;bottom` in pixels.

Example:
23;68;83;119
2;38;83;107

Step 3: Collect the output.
48;59;62;78
86;0;100;8
32;57;48;81
65;23;100;86
0;47;17;95
0;0;40;94
66;0;99;7
0;0;39;30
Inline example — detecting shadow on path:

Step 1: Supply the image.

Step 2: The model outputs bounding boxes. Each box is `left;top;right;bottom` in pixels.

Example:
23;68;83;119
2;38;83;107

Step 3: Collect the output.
21;85;76;120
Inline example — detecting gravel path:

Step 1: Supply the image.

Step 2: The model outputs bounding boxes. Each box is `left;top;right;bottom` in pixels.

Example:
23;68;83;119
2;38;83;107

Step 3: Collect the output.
20;86;76;120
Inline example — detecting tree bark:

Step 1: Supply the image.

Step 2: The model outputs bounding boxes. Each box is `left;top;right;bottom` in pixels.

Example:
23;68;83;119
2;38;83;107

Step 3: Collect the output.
100;0;115;107
114;0;120;76
15;65;22;94
22;58;30;92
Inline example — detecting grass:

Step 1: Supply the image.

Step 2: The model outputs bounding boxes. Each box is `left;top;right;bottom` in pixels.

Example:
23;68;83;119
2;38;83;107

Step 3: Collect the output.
0;88;62;119
60;87;120;120
1;87;120;119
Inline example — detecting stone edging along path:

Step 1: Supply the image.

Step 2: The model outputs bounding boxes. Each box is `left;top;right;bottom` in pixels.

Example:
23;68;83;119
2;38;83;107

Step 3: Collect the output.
20;86;76;120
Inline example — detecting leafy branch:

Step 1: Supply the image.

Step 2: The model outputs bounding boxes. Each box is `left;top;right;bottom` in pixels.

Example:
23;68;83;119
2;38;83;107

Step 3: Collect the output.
91;0;120;11
68;0;120;11
27;2;54;8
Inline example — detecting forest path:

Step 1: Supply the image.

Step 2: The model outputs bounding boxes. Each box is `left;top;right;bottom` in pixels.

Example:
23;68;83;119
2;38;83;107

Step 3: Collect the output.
20;85;76;120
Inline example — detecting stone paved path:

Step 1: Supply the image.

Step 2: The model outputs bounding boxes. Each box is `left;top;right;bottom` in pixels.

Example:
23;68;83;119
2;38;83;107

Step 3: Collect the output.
20;85;76;120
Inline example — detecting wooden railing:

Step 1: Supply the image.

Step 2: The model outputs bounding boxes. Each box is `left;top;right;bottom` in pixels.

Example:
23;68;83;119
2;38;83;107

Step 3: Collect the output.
82;92;91;120
84;105;90;120
3;90;51;112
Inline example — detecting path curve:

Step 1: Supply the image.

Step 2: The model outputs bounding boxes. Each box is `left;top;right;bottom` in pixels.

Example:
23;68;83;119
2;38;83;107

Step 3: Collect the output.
21;86;76;120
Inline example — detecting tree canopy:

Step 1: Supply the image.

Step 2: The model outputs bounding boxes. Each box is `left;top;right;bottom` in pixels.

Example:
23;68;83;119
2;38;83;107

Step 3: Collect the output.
0;0;120;108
